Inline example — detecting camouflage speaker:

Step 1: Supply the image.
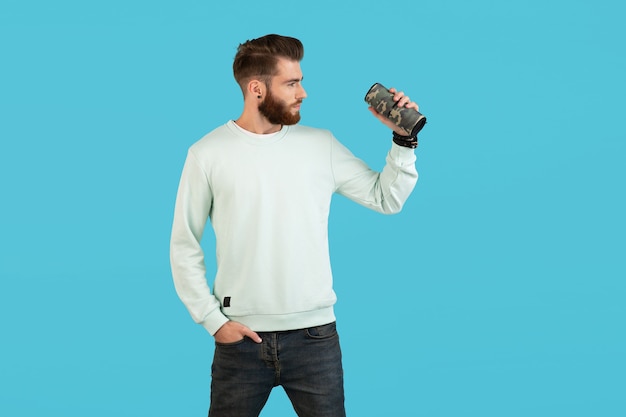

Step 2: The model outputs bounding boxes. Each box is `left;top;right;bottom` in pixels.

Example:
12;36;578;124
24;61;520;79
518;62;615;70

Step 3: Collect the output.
364;83;427;137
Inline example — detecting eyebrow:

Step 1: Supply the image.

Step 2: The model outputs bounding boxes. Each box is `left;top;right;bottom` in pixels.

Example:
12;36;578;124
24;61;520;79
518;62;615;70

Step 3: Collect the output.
284;77;304;84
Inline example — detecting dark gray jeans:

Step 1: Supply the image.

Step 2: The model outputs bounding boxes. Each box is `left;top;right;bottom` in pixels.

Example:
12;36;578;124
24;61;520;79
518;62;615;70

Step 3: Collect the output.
208;322;346;417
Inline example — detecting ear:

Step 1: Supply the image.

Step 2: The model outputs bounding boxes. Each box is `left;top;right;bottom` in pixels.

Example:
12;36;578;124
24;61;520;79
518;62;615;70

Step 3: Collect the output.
246;79;265;99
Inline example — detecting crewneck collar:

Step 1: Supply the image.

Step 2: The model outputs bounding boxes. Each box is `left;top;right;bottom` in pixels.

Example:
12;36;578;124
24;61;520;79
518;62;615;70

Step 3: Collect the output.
227;120;289;145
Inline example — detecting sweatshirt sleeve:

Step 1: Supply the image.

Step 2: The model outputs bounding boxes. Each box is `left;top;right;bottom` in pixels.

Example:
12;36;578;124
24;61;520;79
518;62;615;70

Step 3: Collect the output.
170;150;229;335
331;136;418;214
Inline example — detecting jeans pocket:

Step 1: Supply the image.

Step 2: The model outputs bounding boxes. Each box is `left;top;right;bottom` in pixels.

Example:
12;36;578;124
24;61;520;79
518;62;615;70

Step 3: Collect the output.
215;337;246;347
305;322;337;339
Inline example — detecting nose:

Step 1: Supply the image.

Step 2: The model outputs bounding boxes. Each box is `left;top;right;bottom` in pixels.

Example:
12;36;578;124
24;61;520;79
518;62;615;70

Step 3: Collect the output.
297;85;307;100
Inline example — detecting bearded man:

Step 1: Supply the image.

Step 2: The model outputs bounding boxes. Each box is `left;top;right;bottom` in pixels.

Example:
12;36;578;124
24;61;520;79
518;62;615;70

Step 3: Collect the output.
170;34;421;417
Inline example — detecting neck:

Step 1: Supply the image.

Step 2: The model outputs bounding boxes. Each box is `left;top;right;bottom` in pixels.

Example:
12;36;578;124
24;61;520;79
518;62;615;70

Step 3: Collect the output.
235;112;282;135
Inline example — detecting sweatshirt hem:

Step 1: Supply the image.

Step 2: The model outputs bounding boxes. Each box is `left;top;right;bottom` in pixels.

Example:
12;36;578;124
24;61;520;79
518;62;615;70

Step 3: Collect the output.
226;306;337;332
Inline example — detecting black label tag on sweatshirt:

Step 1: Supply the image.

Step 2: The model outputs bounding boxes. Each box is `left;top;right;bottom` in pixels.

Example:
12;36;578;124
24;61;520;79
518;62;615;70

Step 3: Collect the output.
223;297;231;307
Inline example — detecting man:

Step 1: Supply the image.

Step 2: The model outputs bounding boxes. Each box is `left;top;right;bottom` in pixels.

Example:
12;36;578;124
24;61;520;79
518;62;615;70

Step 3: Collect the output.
170;34;420;417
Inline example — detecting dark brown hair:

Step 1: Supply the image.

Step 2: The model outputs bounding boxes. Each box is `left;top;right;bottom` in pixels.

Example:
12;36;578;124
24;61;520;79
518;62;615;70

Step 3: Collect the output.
233;34;304;89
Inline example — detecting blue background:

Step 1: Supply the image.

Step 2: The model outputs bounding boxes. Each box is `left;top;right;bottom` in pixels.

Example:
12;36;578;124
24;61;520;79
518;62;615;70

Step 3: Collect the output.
1;0;624;416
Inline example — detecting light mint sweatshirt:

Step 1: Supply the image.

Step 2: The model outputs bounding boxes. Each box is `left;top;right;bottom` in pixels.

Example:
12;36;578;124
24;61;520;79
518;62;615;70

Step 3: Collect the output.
170;121;418;335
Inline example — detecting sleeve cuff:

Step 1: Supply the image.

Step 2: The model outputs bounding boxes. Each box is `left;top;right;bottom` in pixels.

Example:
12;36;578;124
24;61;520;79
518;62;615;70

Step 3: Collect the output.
201;308;230;335
389;142;417;165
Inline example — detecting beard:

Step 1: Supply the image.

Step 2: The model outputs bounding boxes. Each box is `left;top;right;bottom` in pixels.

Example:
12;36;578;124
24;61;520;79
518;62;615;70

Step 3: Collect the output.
258;89;302;126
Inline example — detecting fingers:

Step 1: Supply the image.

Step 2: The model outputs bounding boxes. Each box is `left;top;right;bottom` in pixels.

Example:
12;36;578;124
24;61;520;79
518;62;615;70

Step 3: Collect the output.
242;327;263;343
214;321;263;344
389;87;419;111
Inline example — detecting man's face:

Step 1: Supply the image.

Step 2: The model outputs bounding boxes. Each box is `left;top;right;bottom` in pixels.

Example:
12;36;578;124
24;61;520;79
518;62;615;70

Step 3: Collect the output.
258;58;307;126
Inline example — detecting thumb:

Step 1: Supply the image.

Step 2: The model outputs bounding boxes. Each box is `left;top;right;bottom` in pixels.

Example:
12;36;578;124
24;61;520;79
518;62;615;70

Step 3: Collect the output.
243;327;262;343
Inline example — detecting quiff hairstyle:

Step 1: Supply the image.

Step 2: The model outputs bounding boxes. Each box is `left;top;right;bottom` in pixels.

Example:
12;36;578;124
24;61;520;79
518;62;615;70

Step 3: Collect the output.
233;34;304;92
